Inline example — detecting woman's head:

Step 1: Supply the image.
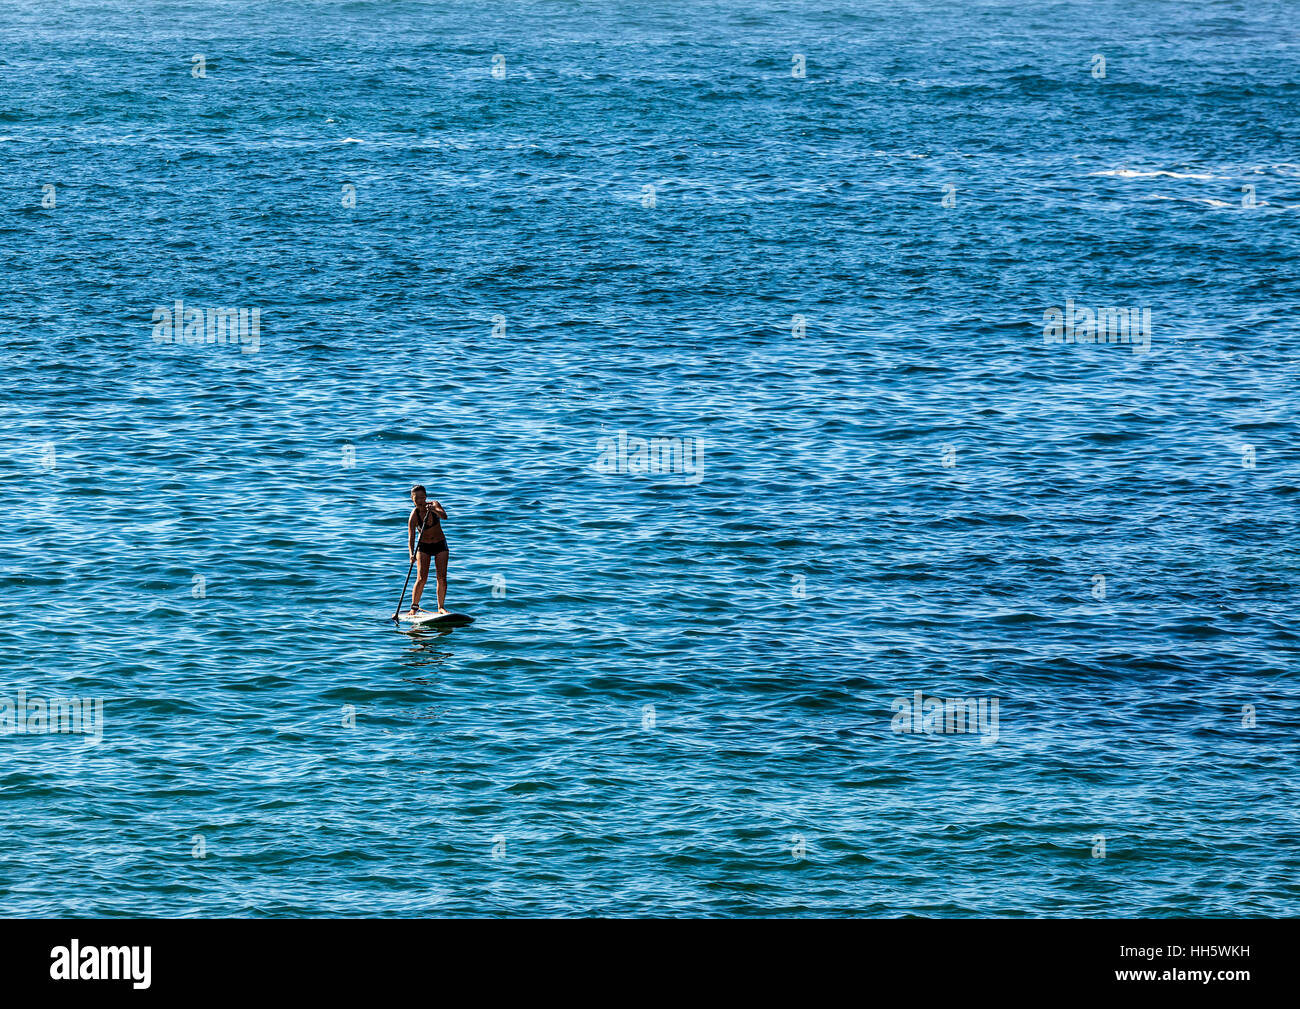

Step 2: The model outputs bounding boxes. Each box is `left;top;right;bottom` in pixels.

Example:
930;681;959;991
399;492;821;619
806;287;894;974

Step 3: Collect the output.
410;484;427;505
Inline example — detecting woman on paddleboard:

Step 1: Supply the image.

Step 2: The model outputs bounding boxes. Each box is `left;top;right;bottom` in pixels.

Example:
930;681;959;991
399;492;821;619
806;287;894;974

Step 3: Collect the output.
407;484;449;615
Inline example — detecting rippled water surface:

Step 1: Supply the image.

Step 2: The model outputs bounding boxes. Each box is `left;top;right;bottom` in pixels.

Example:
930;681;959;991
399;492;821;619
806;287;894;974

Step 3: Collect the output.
2;0;1298;917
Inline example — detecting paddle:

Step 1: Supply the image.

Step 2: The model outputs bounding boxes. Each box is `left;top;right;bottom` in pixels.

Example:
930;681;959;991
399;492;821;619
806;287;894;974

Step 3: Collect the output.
392;507;431;621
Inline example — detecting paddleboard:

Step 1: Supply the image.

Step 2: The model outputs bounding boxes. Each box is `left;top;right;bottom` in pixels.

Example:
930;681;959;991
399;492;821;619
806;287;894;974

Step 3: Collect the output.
398;611;474;627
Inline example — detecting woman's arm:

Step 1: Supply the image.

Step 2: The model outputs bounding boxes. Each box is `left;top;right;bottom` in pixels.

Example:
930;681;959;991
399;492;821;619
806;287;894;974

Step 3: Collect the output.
407;509;418;557
432;500;448;519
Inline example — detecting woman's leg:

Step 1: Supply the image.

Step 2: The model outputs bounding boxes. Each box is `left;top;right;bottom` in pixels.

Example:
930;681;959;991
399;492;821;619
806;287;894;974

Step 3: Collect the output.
434;548;449;613
411;551;430;610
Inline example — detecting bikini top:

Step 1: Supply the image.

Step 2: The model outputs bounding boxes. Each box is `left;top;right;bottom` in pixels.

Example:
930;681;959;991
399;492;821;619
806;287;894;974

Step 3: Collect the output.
414;505;438;530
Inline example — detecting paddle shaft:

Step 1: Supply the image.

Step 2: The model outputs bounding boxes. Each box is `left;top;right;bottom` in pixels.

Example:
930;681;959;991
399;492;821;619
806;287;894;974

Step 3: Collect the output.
392;509;432;620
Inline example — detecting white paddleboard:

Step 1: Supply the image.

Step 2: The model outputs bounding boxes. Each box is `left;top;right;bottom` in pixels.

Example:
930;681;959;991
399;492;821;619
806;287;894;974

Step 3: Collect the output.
397;611;474;627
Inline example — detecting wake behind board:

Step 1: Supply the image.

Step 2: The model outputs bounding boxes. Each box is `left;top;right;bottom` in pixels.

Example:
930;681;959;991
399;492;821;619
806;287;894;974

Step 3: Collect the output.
398;610;474;627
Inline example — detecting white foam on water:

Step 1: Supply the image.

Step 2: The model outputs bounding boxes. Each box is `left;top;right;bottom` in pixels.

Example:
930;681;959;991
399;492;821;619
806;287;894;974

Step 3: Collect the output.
1092;168;1219;180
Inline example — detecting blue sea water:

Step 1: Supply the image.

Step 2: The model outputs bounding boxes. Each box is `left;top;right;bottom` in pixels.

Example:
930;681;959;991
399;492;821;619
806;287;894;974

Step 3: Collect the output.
1;0;1298;917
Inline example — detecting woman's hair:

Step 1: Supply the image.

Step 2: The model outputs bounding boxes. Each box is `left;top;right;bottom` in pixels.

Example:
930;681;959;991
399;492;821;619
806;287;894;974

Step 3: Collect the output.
410;484;426;496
